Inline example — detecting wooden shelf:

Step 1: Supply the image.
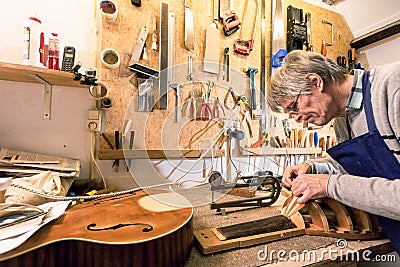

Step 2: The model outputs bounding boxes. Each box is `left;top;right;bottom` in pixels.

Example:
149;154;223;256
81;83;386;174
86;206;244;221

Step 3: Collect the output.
239;147;322;156
98;149;225;160
350;19;400;49
0;62;87;88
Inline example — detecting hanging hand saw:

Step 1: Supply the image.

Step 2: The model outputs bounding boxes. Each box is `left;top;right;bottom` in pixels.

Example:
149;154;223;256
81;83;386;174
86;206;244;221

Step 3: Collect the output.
271;0;287;75
184;0;195;51
233;0;259;56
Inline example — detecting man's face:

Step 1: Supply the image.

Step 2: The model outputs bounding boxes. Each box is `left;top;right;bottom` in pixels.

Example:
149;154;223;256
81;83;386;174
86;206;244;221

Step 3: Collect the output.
279;88;334;126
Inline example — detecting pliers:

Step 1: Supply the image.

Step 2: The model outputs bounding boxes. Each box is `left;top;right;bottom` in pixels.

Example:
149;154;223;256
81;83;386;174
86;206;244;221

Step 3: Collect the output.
236;95;253;118
224;86;238;109
241;109;253;138
201;81;214;121
181;91;197;119
213;97;225;118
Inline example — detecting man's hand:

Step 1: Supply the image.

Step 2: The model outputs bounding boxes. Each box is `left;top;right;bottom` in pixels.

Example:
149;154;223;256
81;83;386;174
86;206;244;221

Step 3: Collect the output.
291;174;329;203
282;163;311;187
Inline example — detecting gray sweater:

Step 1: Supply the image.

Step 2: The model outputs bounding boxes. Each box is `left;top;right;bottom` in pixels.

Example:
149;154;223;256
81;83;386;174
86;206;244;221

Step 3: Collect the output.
307;62;400;221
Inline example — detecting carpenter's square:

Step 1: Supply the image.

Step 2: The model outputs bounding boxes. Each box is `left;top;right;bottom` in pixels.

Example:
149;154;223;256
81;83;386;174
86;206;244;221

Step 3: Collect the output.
159;2;169;109
170;83;182;123
129;26;149;66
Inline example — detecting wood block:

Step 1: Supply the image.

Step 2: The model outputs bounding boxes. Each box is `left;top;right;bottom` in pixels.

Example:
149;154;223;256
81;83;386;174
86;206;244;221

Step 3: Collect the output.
194;212;305;254
227;187;256;198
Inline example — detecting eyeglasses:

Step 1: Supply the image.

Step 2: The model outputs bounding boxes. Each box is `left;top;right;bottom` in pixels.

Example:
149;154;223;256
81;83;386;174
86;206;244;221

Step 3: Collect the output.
287;90;302;114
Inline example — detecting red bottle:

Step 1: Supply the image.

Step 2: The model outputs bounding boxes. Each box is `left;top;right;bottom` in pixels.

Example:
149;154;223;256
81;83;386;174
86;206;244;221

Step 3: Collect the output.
48;33;60;70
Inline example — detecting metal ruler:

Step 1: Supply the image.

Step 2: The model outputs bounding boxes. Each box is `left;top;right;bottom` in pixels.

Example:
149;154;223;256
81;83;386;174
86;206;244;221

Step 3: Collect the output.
168;12;175;82
159;2;169;109
260;0;266;137
129;26;149;66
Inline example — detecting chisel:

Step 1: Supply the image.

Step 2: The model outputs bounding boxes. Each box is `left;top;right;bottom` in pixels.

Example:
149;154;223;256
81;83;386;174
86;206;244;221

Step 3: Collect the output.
126;131;135;171
113;131;120;172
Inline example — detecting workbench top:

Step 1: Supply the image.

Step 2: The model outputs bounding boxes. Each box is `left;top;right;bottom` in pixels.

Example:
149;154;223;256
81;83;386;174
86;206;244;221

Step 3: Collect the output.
185;194;394;266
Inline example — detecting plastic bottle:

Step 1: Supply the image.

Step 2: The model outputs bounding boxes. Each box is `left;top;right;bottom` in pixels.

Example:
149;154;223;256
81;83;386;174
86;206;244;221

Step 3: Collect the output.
23;16;43;67
48;33;60;70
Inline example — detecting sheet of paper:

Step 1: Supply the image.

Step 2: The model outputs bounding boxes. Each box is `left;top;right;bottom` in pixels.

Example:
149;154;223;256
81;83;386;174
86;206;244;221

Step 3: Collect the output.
0;201;70;254
0;177;13;190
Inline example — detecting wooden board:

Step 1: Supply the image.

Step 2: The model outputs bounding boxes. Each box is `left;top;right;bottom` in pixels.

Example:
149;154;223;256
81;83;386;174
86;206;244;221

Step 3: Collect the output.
216;215;297;240
98;148;225;159
194;211;305;254
98;0;354;151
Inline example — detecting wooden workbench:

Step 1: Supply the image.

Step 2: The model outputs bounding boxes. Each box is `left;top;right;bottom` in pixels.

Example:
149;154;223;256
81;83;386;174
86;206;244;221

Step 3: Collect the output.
185;194;394;266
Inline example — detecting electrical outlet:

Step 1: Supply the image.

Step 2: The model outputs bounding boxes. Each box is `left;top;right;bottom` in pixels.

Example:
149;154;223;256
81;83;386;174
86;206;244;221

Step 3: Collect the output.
87;109;103;132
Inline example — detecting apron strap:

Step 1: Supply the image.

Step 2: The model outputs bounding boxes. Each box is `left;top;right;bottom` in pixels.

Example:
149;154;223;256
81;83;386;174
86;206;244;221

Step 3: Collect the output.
361;71;378;133
345;115;352;140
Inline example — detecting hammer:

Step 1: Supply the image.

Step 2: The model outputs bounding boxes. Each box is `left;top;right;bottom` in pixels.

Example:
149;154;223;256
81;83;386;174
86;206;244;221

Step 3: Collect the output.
242;67;258;110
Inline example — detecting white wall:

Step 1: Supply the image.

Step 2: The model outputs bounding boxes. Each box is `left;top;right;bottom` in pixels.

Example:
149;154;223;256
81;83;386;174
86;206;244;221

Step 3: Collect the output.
335;0;400;68
0;0;96;67
0;0;97;179
303;0;400;68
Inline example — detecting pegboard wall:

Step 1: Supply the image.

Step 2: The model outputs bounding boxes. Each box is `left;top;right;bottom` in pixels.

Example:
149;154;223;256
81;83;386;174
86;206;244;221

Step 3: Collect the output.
98;0;353;152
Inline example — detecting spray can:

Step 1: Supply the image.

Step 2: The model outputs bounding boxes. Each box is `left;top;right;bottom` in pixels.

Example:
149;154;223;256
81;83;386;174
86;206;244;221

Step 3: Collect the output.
23;16;43;67
48;33;60;70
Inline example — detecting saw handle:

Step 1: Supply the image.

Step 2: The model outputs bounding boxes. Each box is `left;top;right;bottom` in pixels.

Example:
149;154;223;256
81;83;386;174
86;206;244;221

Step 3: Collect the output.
321;41;327;56
234;39;254;56
271;49;288;67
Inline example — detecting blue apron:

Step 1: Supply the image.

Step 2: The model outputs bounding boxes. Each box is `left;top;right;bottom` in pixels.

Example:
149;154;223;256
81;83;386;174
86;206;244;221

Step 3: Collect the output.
327;70;400;253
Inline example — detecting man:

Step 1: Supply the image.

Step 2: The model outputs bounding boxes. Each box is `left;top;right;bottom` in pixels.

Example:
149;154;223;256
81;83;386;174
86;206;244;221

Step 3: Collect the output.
267;50;400;253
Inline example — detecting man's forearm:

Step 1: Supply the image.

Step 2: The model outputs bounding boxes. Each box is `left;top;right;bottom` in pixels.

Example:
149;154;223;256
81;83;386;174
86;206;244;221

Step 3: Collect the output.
305;155;345;174
327;174;400;221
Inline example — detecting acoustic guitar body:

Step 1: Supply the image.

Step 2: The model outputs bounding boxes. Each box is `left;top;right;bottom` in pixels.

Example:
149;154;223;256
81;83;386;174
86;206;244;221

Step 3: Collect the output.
0;190;193;267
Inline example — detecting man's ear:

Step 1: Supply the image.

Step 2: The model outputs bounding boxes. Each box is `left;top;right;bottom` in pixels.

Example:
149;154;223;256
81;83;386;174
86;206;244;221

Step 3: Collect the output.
306;73;324;92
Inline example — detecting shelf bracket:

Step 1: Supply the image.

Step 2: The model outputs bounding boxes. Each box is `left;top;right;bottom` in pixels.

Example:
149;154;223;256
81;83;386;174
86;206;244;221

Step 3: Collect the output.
29;74;53;120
